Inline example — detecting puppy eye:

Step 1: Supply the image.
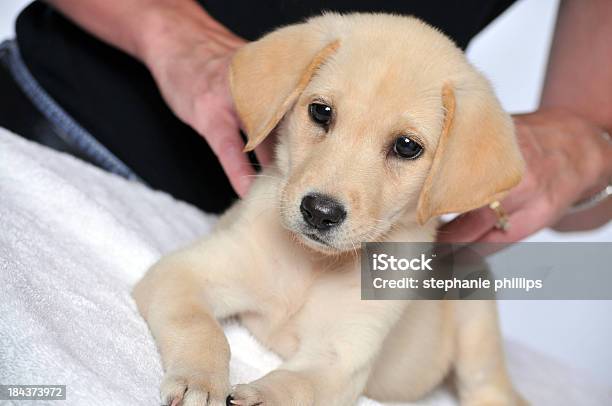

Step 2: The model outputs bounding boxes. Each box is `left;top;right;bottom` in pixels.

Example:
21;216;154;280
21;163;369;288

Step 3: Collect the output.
393;136;423;159
308;103;333;127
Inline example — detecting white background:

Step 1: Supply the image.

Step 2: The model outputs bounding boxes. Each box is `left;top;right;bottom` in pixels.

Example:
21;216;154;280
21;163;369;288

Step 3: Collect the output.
1;0;611;384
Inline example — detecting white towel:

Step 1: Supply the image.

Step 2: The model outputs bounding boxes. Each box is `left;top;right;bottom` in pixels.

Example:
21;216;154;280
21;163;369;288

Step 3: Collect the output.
0;128;609;406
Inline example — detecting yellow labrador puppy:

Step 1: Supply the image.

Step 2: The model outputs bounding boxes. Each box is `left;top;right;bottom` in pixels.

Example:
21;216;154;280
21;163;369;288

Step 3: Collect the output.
134;13;525;406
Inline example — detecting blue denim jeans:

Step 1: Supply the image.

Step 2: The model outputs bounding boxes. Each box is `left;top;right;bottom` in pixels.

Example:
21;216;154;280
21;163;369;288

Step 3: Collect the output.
0;39;139;181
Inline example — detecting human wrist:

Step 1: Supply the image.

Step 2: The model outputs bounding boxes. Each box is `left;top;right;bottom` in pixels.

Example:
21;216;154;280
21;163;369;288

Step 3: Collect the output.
570;127;612;212
555;131;611;230
538;108;612;178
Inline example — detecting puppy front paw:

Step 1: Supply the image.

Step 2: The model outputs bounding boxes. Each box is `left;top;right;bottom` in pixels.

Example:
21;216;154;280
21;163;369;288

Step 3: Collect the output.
228;370;314;406
227;383;266;406
161;370;229;406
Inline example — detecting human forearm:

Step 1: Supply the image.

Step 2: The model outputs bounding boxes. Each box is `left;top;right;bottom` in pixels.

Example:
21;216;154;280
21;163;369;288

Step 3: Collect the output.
541;0;612;229
542;0;612;184
541;0;612;132
44;0;242;66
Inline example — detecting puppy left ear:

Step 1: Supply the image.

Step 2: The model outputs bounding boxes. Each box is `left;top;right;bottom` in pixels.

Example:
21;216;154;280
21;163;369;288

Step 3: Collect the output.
416;81;525;225
230;23;340;151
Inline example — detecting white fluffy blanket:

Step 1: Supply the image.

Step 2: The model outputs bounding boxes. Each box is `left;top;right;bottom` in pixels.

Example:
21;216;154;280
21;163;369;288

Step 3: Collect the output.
0;128;609;406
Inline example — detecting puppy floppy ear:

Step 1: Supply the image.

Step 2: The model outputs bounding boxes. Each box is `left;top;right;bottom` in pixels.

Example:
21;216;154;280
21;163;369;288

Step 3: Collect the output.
229;24;340;151
416;81;525;225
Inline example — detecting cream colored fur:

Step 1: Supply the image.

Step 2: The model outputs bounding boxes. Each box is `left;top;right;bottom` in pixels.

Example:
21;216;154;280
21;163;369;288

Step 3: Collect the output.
133;13;525;406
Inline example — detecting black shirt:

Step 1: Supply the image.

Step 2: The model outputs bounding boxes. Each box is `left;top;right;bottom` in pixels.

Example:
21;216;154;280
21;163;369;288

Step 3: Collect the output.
15;0;516;213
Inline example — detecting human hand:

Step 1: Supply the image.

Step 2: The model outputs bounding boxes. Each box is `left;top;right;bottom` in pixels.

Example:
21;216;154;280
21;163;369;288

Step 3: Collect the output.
437;108;612;243
141;12;274;197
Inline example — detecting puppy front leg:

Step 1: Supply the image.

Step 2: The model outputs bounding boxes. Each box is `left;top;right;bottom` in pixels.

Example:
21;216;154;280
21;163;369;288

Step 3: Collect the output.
230;301;407;406
134;240;256;406
230;348;372;406
231;365;371;406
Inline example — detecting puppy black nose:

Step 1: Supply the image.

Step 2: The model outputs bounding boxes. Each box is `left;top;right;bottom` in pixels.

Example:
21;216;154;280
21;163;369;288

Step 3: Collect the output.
300;194;346;230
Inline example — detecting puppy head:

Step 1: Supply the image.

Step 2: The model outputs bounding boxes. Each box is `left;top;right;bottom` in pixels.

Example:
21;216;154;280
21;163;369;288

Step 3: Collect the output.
231;14;523;253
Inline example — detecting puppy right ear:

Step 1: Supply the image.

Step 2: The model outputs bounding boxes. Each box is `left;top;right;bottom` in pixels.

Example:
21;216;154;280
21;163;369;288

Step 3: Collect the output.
230;23;339;151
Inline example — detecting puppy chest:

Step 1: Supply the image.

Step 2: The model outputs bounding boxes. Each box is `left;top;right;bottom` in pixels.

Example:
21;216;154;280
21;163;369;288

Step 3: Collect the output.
240;269;359;359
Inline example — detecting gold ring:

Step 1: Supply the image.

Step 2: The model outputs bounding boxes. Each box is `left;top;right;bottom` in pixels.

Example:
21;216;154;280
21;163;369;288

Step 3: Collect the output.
489;200;510;232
